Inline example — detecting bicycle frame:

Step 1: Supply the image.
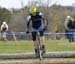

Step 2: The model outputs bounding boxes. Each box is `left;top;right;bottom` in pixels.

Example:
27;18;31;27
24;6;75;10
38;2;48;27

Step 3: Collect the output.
36;30;43;60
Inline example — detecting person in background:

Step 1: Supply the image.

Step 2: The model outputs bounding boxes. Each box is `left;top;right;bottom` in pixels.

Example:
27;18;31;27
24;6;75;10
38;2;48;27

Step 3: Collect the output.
55;30;61;40
26;7;47;57
64;16;75;43
0;21;8;41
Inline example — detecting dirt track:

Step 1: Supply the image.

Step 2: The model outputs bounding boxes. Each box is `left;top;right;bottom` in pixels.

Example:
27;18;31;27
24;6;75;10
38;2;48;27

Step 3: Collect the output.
0;58;75;64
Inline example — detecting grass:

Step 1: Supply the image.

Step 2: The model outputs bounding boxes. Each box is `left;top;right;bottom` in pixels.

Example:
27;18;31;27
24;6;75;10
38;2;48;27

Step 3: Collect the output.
0;40;75;53
46;40;75;51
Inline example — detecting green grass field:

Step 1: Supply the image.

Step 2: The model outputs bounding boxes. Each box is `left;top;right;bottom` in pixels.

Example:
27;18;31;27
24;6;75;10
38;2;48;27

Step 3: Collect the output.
0;40;75;53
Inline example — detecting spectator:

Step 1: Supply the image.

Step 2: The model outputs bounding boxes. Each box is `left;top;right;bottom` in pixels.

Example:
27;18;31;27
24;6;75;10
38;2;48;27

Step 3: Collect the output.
0;21;8;41
55;30;61;40
64;16;75;43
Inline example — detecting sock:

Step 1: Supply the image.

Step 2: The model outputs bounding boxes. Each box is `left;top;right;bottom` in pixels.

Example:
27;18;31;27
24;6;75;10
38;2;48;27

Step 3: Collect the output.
35;49;37;53
42;45;45;49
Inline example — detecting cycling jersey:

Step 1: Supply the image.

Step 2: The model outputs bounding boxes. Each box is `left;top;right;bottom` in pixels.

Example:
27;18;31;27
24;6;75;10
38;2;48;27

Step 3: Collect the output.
67;20;75;29
27;12;45;30
1;24;8;32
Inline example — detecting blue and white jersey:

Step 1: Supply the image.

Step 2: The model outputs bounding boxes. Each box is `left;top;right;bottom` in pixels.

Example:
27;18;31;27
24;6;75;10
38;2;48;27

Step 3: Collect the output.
27;12;44;29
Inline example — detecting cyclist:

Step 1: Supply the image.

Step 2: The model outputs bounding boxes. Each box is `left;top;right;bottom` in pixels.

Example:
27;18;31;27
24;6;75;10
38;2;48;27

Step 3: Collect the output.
64;16;75;43
26;7;47;57
0;21;8;41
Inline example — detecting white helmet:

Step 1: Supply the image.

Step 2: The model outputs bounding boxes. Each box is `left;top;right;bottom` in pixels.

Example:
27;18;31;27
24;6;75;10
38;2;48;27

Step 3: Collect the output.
67;16;71;19
3;21;6;24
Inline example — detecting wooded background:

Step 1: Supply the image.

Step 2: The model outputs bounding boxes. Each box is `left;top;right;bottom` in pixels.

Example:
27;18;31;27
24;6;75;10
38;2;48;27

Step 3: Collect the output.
0;0;75;39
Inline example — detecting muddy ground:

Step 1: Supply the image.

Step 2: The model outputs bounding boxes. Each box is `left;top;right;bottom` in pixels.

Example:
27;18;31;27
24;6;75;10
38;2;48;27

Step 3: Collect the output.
0;58;75;64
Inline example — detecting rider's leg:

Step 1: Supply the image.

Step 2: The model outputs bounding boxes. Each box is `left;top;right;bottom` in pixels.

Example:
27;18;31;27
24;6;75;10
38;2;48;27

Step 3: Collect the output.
3;32;7;41
32;32;37;49
40;31;45;53
31;32;39;56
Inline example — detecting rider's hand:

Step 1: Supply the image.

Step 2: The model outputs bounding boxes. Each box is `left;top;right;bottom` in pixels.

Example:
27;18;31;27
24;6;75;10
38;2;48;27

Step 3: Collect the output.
43;27;47;31
26;31;29;34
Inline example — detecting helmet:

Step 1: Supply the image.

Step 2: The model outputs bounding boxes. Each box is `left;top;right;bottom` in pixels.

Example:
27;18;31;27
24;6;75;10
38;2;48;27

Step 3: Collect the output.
29;7;37;14
67;16;71;19
3;21;6;24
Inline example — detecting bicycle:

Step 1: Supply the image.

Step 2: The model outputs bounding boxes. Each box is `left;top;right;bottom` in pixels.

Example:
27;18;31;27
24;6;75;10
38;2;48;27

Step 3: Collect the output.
26;30;44;60
36;30;43;60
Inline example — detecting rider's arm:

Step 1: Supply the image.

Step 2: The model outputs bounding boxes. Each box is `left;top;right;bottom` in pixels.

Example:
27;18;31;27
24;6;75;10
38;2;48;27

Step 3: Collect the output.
6;24;8;31
39;12;48;29
0;25;3;31
27;15;31;31
64;19;69;30
42;18;48;28
27;21;30;31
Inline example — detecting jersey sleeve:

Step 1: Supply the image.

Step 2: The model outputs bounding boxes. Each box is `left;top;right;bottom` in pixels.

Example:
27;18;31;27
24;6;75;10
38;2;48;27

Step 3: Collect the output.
27;15;31;30
39;12;48;28
39;12;44;18
6;24;8;30
1;25;3;30
64;19;69;30
27;15;31;21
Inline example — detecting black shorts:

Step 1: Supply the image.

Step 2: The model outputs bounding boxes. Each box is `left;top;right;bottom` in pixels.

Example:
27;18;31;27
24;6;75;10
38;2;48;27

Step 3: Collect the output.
1;28;7;32
31;30;44;41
